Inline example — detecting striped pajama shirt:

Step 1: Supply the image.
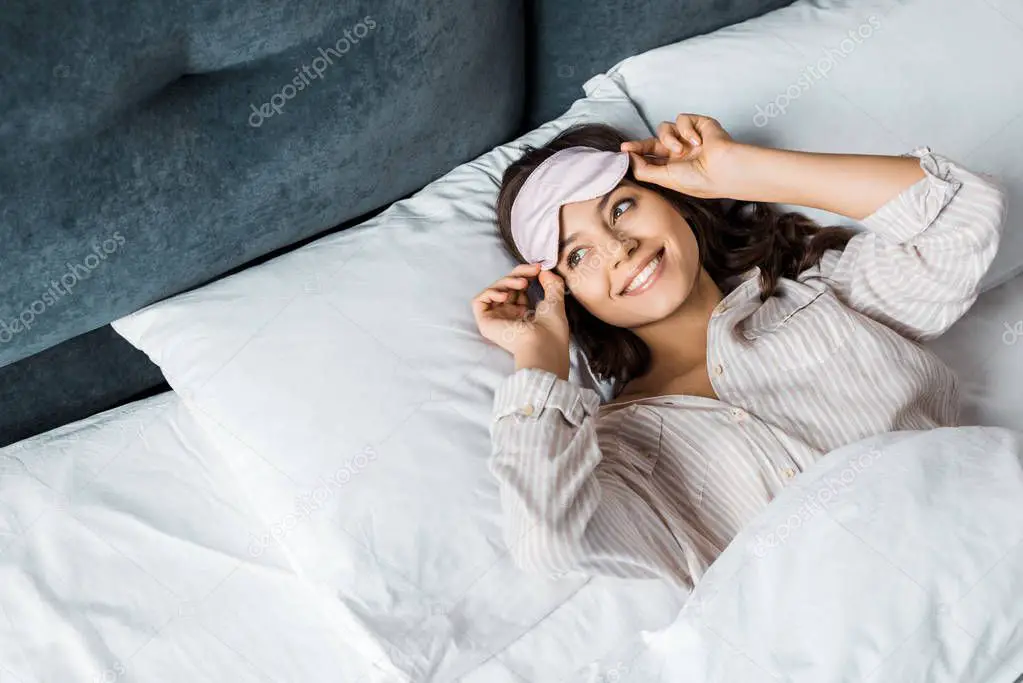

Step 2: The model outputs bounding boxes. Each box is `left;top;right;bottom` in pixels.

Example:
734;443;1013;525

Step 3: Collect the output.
489;147;1009;590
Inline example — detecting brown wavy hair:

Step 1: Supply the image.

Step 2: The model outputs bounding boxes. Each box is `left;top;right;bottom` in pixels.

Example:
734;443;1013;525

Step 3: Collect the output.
495;123;857;389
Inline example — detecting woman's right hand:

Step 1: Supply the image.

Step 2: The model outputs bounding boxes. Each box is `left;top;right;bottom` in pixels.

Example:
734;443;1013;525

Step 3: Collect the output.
471;263;571;378
621;113;739;199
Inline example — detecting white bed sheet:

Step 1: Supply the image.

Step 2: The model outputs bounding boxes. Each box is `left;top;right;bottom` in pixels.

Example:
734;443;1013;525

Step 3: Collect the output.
927;272;1023;433
0;391;395;683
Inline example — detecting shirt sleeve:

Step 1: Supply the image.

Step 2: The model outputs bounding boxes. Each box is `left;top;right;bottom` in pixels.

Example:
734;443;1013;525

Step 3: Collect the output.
488;368;699;589
816;146;1008;342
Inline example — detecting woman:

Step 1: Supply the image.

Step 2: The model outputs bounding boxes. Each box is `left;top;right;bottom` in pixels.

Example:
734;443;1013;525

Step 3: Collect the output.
470;114;1007;590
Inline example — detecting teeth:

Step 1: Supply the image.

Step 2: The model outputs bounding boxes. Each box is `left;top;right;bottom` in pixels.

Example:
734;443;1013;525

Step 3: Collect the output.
624;253;661;294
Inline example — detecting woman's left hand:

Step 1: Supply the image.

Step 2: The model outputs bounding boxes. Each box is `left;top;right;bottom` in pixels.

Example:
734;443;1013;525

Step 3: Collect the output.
621;113;739;199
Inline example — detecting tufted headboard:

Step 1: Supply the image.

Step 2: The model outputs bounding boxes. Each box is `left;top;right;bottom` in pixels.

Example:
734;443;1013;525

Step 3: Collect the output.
0;0;794;446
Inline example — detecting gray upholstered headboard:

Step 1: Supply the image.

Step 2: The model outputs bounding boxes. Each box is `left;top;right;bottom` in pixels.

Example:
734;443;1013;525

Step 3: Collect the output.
0;0;793;446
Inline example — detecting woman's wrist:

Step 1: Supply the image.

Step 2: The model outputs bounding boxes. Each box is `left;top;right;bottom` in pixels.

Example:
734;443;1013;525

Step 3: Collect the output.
514;347;570;382
711;142;798;205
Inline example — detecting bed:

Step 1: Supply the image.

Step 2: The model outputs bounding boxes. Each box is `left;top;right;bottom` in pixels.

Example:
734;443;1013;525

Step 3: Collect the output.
3;0;1023;681
3;270;1020;683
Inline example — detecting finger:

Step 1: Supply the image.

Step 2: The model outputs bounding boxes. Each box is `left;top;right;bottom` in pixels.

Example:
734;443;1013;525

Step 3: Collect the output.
509;262;543;277
488;301;529;320
674;113;703;147
473;295;496;316
502;303;530;319
640;155;669;167
656;121;686;155
484;289;512;303
475;276;528;307
626;151;670;186
620;136;674;158
536;270;567;313
473;290;509;313
491;275;530;291
691;113;729;143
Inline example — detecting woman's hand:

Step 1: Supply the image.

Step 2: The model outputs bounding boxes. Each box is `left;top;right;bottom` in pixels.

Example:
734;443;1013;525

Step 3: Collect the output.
621;113;740;199
472;263;571;380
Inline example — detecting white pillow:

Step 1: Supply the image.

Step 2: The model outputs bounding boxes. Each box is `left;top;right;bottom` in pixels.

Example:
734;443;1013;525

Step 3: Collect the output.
602;0;1023;292
112;76;685;683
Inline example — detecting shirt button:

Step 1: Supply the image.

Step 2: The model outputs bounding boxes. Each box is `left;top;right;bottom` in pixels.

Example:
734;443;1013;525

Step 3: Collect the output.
520;403;535;416
713;364;725;376
783;468;796;479
729;407;746;421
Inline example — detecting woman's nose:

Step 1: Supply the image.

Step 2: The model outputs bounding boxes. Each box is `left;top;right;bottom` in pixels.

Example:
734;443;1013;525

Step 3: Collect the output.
609;235;638;267
609;233;634;257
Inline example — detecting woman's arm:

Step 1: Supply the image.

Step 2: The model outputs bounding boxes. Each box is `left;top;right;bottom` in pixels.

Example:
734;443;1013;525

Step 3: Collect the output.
625;115;1008;340
623;114;925;217
719;143;926;221
812;148;1007;341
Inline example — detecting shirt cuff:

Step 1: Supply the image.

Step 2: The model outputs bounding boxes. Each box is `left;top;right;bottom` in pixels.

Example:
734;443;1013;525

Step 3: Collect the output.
493;368;601;428
859;146;964;244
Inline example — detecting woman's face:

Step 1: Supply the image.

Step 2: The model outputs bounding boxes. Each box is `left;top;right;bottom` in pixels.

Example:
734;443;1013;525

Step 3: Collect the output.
554;179;701;329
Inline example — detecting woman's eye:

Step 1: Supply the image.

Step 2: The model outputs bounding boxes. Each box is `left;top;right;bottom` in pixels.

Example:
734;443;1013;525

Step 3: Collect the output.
611;198;634;223
568;247;588;269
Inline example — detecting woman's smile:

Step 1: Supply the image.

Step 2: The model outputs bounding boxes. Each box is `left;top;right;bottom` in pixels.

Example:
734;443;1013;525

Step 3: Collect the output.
620;246;666;296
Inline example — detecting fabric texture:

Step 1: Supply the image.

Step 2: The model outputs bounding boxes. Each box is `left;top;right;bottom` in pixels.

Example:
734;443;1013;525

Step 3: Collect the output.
523;0;796;126
510;147;630;270
0;0;795;448
0;325;167;448
489;148;1008;588
0;0;524;446
0;0;524;369
0;391;399;683
621;427;1023;683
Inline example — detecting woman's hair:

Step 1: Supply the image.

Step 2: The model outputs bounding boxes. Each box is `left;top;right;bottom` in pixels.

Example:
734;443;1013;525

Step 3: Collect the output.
495;123;857;388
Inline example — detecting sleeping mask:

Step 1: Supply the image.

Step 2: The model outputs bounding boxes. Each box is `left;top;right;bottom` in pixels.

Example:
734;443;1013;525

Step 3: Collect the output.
509;146;630;271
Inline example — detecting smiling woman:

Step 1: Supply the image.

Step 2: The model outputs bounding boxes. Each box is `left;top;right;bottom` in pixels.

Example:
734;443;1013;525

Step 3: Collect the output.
490;120;856;387
470;115;1008;588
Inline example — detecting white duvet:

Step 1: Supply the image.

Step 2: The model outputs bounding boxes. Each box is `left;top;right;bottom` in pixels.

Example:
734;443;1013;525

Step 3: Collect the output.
575;426;1023;683
0;393;391;683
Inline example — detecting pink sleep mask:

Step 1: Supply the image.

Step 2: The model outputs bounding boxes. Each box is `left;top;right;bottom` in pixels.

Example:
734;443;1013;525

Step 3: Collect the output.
509;147;630;270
